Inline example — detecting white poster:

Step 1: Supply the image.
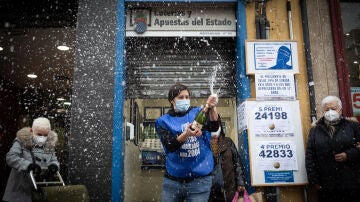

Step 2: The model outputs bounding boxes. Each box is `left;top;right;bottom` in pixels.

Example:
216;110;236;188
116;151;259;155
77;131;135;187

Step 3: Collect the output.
255;141;298;171
246;100;307;186
246;41;299;74
255;73;296;100
248;102;295;137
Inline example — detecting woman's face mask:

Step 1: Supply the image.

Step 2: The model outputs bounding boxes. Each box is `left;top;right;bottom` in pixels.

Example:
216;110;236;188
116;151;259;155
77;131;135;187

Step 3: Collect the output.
324;109;340;122
211;127;221;138
175;99;190;112
33;135;47;146
211;131;220;138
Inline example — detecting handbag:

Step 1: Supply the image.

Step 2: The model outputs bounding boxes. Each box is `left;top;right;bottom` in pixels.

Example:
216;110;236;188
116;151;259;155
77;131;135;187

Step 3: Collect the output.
238;190;252;202
32;188;46;202
232;191;239;202
32;185;90;202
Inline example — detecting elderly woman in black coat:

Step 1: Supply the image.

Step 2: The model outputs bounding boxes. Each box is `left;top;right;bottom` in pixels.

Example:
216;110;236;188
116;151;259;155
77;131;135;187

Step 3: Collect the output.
305;95;360;202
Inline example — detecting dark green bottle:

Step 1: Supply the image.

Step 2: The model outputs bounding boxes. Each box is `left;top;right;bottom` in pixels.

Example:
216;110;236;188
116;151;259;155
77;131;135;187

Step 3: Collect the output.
191;105;209;130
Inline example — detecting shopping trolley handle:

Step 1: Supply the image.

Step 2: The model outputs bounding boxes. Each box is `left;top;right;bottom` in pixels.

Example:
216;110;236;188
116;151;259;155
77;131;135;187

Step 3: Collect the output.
30;170;65;190
30;170;38;190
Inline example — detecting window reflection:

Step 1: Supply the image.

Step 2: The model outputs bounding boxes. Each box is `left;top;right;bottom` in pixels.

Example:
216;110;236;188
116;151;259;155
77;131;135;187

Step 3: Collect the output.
341;1;360;116
0;0;78;195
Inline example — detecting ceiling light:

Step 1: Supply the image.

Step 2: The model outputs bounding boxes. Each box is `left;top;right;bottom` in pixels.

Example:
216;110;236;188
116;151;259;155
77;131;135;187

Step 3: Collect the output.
57;45;70;51
27;73;37;78
56;108;66;113
57;97;65;101
354;61;359;64
64;102;71;106
345;33;350;36
0;47;3;51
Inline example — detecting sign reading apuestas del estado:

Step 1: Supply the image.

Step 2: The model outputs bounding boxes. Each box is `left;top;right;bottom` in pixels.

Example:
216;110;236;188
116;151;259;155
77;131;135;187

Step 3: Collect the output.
126;4;236;37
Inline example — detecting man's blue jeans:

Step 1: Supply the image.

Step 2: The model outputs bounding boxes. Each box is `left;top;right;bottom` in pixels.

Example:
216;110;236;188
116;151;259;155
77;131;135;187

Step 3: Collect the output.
161;175;213;202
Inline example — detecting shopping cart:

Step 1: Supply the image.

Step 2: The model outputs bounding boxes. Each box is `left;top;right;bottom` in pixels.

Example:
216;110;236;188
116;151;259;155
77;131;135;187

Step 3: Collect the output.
30;170;65;190
30;169;89;202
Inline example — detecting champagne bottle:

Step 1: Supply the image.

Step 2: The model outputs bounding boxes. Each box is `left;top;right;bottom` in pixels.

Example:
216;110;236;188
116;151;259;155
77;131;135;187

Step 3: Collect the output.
191;104;209;130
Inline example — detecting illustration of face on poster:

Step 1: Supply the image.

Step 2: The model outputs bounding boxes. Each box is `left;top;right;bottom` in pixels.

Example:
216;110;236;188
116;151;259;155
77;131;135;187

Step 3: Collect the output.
269;46;292;70
246;41;299;74
254;44;293;70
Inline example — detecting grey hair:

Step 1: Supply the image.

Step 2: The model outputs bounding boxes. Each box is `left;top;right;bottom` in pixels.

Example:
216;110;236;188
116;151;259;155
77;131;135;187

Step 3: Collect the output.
32;117;51;131
321;96;342;109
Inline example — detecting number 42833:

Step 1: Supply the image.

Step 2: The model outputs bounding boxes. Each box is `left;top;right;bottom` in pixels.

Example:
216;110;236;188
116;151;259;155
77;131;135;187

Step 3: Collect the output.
259;149;293;158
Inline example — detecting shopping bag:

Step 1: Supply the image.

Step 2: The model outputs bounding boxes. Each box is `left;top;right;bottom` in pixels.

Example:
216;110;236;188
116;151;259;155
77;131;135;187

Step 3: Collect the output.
232;191;239;202
30;170;89;202
244;190;252;202
238;190;252;202
32;185;90;202
32;188;45;201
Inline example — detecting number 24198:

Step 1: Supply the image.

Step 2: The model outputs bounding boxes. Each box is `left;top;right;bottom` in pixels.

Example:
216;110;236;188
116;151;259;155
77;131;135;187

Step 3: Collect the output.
255;112;288;120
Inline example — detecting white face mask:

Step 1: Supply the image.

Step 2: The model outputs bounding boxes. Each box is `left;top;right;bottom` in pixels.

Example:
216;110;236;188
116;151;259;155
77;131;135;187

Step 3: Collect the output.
33;136;47;146
211;127;221;138
324;110;340;122
211;132;220;138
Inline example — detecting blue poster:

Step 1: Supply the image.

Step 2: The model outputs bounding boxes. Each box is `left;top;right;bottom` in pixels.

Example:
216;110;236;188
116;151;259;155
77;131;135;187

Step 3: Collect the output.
264;170;294;183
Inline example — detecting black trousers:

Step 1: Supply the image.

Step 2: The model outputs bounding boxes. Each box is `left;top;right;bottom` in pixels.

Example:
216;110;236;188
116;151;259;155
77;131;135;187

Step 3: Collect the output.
318;188;360;202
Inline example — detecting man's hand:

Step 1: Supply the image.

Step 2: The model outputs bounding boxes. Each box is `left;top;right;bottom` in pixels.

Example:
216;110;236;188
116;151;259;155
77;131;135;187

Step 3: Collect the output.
335;152;348;162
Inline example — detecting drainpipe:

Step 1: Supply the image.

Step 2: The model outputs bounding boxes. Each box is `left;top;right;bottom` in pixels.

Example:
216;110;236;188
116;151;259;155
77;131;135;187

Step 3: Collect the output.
287;0;294;40
255;1;261;39
300;0;317;123
300;0;315;200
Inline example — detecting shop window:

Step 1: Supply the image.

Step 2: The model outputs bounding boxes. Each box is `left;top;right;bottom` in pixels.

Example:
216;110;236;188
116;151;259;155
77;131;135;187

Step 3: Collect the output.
0;0;78;196
340;1;360;118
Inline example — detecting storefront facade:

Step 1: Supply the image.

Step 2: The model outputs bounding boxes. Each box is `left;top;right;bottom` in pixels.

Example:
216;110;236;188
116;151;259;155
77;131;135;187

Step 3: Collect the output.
0;0;358;201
